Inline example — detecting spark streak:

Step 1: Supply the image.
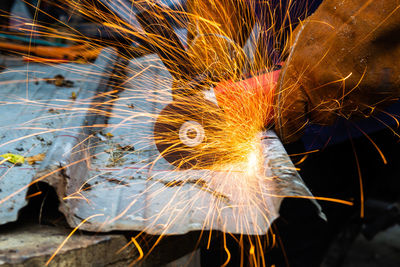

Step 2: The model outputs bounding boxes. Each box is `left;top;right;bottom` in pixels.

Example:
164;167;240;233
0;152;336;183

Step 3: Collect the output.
0;0;389;265
45;213;104;266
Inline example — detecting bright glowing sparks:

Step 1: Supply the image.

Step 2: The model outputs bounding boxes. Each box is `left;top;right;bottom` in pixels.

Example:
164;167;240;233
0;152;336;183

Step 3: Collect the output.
130;237;144;265
0;0;370;265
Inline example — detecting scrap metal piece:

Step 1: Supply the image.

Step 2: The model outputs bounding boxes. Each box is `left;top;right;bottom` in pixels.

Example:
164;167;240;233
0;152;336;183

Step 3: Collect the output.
0;51;321;235
0;48;117;225
56;54;322;235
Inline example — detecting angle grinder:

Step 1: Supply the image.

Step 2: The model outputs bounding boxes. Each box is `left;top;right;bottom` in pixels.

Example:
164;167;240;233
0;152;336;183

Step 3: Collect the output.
93;1;279;168
134;3;278;168
153;70;278;169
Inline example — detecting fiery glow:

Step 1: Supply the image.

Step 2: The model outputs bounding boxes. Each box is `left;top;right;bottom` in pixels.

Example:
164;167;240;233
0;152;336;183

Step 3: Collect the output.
0;0;371;266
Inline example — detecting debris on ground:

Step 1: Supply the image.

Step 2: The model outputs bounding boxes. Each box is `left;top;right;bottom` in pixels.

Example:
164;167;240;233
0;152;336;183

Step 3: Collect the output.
106;149;125;167
116;144;135;151
48;108;60;114
0;153;24;165
104;143;136;167
71;91;77;100
0;153;46;166
25;153;46;165
44;74;74;87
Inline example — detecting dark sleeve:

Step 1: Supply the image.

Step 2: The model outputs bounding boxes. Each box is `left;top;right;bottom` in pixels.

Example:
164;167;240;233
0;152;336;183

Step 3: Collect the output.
250;0;323;64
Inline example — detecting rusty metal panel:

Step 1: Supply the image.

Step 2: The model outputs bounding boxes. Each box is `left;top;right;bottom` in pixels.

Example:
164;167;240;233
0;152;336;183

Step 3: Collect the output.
0;51;321;235
0;48;117;225
55;55;321;235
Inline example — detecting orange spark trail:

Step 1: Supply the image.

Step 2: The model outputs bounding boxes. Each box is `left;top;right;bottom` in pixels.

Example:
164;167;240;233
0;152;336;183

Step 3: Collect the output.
45;214;104;266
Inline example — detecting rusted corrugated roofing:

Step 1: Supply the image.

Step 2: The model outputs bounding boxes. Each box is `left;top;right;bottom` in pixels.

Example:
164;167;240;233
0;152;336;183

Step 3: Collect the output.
0;48;117;225
0;50;321;235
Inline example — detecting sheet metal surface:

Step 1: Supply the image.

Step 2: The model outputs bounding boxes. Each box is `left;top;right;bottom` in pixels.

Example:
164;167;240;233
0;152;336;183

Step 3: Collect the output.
0;52;320;235
0;49;117;225
59;55;321;235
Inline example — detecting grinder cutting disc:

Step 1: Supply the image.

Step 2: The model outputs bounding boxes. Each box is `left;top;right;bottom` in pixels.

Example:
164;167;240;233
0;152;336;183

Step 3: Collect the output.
154;97;223;169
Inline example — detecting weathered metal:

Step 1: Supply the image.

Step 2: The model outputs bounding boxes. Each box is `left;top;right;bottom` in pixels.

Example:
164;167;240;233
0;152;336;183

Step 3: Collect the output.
0;48;117;225
51;54;322;235
0;50;321;235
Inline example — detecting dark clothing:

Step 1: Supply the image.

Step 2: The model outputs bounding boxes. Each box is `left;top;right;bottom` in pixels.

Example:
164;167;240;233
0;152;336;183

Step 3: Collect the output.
249;0;323;63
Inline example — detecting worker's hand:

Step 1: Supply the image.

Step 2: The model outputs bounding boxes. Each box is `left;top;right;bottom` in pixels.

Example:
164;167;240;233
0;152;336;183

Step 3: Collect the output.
274;0;400;143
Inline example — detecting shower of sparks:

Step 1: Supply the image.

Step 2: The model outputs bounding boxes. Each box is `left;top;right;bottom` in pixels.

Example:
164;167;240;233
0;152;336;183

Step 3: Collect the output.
0;0;375;265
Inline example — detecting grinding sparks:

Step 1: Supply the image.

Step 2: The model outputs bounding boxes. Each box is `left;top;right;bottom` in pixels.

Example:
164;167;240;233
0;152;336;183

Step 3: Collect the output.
0;0;364;266
246;148;260;176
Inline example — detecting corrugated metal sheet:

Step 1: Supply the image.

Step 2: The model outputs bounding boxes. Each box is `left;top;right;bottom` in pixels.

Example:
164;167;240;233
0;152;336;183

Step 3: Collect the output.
0;48;117;225
0;50;321;235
